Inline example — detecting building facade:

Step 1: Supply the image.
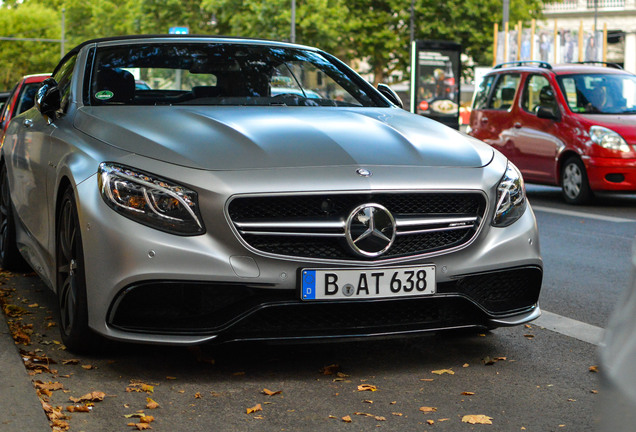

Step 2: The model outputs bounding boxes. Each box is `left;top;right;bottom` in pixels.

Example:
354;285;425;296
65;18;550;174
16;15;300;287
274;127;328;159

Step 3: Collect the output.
542;0;636;72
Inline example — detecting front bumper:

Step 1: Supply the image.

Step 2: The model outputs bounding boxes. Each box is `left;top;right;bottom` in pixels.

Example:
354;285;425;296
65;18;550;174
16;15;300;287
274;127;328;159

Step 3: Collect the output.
106;266;541;343
585;156;636;192
77;163;542;345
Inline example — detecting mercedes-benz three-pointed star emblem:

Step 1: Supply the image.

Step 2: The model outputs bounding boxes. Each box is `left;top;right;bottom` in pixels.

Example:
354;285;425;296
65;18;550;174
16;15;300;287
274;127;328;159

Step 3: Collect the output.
345;204;396;257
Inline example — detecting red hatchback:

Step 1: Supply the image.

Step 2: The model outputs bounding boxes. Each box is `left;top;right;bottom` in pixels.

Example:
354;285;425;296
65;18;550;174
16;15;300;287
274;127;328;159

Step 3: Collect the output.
468;62;636;204
0;73;50;139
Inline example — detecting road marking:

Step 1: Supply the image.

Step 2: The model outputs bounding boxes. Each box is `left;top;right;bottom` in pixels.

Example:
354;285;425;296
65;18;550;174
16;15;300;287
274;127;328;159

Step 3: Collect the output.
534;310;604;345
532;205;636;223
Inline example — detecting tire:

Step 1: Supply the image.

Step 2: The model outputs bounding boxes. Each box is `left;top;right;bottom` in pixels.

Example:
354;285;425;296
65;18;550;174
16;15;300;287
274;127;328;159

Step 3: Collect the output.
561;157;593;205
57;187;98;353
0;164;28;271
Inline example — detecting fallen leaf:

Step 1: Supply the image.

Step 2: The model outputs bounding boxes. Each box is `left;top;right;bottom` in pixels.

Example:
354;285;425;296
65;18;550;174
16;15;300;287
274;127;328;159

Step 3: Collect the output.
194;392;202;399
247;403;262;414
69;391;106;403
51;419;70;430
146;398;160;409
166;376;177;380
589;366;599;373
462;414;493;425
439;418;450;422
140;416;154;424
127;423;152;430
419;406;437;413
461;391;475;396
427;419;435;425
28;303;39;308
363;400;373;404
81;365;96;370
62;359;80;365
392;412;403;416
524;334;535;339
375;416;386;421
342;415;352;423
262;388;282;396
34;381;64;392
357;384;377;392
66;405;90;413
463;363;470;368
420;378;434;382
432;369;454;375
320;364;341;375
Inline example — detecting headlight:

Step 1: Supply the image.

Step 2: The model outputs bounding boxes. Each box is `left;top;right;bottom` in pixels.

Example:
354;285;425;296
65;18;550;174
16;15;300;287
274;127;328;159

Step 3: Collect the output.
493;162;527;227
590;126;630;153
98;163;204;235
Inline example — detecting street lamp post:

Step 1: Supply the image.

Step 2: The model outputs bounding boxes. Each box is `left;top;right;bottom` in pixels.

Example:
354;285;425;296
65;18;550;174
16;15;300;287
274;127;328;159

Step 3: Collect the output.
291;0;296;43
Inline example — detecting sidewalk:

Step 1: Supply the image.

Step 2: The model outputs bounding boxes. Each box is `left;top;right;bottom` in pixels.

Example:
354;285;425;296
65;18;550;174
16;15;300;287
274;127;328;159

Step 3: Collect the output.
0;316;50;431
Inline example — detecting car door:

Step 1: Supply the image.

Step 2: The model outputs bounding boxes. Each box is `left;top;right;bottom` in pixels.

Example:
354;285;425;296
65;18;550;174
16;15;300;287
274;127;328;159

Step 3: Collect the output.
469;73;521;159
508;74;565;184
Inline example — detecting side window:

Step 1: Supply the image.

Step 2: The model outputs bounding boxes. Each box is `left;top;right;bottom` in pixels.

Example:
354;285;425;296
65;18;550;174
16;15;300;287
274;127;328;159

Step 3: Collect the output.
472;75;494;110
522;75;554;113
487;74;520;110
53;55;77;112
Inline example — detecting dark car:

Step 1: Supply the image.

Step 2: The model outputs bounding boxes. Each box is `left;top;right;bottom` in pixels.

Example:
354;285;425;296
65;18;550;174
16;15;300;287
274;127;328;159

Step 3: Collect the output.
0;74;51;139
468;61;636;204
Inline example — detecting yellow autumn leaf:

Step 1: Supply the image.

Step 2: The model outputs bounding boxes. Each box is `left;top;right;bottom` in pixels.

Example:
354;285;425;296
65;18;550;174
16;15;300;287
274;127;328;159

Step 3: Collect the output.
262;388;282;396
146;398;160;409
419;406;437;413
432;369;454;375
462;414;493;424
357;384;377;391
342;415;352;423
247;403;262;414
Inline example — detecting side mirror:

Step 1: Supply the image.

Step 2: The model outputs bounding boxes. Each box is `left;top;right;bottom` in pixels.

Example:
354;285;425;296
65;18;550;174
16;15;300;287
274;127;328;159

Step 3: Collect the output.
536;106;560;121
377;83;403;109
35;78;61;123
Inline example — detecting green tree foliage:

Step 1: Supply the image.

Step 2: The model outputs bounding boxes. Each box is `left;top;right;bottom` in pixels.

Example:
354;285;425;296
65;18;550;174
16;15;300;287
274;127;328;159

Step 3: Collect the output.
0;3;62;89
0;0;542;91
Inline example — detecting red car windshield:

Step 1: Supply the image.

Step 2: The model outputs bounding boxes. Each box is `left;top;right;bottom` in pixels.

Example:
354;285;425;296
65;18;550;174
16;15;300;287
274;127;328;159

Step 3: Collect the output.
558;73;636;114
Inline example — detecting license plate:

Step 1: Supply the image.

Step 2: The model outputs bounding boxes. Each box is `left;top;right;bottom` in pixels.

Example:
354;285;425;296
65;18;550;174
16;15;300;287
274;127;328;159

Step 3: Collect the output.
300;265;436;300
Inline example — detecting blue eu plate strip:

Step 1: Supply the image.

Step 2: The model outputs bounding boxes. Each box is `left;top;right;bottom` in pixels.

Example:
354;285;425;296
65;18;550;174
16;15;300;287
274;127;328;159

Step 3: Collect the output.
302;270;316;299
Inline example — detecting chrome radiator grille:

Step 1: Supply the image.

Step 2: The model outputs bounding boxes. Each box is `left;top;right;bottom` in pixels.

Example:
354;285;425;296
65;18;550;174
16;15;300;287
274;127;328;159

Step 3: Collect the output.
228;192;487;261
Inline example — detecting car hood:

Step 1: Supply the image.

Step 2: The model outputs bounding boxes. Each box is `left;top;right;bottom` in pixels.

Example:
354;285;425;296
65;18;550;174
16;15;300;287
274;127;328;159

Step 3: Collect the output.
74;106;494;170
580;114;636;143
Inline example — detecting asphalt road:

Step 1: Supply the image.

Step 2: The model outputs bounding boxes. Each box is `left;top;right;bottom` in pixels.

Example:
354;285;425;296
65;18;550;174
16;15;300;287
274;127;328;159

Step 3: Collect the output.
3;185;634;432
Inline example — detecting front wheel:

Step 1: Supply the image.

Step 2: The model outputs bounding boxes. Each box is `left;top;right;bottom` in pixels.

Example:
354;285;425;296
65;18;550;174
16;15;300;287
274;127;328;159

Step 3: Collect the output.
57;187;97;353
561;157;593;205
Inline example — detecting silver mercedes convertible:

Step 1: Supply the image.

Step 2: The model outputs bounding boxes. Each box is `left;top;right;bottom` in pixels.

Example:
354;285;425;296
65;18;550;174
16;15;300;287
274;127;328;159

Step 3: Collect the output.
0;35;542;352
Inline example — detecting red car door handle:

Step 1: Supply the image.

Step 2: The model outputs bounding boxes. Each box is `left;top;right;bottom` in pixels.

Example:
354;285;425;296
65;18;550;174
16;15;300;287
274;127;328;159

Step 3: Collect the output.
514;122;522;128
480;117;488;123
23;119;33;128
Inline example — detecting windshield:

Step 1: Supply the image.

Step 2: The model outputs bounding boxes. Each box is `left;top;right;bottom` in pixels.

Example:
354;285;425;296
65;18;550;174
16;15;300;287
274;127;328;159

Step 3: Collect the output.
558;73;636;114
88;43;387;108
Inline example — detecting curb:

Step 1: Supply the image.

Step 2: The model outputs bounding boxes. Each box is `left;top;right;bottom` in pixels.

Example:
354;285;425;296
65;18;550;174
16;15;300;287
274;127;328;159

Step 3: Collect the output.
0;316;51;431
